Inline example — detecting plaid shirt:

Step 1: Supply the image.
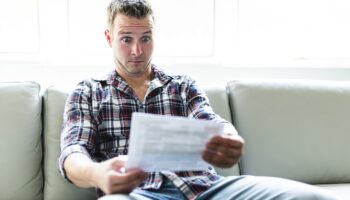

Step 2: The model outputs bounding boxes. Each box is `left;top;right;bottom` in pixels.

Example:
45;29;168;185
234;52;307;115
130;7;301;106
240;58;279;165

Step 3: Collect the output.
59;65;236;199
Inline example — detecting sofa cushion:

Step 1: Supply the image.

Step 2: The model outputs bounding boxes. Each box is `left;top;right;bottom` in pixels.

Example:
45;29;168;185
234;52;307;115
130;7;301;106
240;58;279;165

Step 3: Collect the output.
228;79;350;184
43;86;95;200
203;85;240;177
0;82;42;199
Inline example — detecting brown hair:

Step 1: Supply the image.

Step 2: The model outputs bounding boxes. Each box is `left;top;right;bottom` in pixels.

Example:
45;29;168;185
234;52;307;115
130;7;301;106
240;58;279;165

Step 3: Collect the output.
107;0;154;29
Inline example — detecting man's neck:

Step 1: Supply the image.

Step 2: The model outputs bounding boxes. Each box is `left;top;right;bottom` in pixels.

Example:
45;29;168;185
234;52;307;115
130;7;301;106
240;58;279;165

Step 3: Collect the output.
115;64;153;86
122;70;152;87
116;67;153;101
123;73;152;89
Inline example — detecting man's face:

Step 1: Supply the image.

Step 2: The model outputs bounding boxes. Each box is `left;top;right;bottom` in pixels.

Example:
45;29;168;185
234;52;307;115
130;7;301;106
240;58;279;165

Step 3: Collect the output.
105;14;154;78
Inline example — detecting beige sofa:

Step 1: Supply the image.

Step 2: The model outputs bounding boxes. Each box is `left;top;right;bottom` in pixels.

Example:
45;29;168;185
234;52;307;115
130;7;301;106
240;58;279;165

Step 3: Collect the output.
0;80;349;199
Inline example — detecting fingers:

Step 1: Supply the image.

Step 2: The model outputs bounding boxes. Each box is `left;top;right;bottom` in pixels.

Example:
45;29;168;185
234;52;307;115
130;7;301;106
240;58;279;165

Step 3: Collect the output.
108;179;141;194
202;150;237;168
104;170;148;194
210;134;244;148
202;134;244;168
116;171;148;193
111;170;148;185
204;144;241;159
206;137;243;155
107;157;124;167
102;170;148;194
96;158;148;195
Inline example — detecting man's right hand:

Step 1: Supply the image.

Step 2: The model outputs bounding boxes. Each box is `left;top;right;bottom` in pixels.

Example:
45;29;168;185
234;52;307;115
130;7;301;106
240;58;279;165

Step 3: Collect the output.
64;153;148;195
91;157;148;194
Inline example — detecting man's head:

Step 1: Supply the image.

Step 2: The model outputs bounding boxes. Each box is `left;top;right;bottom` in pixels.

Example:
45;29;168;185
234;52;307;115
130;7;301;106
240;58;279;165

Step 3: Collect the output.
105;0;155;78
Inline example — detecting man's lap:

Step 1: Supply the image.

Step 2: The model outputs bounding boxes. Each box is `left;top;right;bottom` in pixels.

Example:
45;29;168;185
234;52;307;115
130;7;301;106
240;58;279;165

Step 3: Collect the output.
99;175;338;200
98;178;186;200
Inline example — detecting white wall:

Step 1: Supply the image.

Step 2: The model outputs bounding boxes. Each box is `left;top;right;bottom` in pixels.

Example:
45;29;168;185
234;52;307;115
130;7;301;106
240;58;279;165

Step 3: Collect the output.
2;0;350;90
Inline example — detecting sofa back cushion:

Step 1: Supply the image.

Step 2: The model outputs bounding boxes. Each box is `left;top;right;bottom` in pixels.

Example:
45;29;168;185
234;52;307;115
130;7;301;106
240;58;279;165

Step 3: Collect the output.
43;86;95;200
228;79;350;184
0;82;43;199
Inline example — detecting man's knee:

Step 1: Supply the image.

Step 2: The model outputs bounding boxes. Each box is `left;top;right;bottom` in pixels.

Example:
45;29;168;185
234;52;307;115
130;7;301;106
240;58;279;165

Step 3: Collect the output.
282;185;338;200
251;176;338;200
212;176;339;200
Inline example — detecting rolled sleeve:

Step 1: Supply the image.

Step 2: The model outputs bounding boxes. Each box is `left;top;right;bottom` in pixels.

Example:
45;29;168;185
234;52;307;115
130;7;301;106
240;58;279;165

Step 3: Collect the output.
57;80;98;181
186;77;237;135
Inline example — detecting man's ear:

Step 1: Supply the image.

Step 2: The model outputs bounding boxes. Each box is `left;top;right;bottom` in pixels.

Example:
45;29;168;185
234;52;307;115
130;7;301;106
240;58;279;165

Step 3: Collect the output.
105;29;112;47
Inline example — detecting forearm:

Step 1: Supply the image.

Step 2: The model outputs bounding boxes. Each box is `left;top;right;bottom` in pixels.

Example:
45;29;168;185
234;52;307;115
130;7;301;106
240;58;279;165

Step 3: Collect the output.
64;153;99;188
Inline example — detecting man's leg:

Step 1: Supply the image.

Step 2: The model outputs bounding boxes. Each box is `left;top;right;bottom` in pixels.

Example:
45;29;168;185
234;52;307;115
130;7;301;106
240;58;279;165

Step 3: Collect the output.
197;175;338;200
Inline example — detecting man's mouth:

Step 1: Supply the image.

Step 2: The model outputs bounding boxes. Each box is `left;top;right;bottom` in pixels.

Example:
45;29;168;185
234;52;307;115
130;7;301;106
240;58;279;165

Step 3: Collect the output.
130;60;143;64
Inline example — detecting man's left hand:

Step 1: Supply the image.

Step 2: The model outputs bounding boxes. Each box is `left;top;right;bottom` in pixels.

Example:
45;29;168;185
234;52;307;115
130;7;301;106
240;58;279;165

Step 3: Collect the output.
202;134;244;168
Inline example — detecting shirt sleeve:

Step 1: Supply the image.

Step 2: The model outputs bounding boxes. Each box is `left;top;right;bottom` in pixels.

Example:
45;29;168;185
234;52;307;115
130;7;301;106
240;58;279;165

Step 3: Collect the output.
58;80;98;180
185;77;238;135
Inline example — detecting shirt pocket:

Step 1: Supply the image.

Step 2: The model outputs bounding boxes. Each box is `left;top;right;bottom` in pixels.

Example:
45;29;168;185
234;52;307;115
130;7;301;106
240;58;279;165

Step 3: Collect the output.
146;91;187;117
98;97;135;137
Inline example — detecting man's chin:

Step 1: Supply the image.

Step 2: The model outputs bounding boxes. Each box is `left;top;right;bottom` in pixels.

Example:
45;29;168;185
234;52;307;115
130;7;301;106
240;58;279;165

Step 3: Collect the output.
125;67;149;77
127;64;151;73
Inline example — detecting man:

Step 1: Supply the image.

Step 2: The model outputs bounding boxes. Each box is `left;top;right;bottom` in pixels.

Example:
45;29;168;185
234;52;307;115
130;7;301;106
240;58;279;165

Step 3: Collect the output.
59;0;337;199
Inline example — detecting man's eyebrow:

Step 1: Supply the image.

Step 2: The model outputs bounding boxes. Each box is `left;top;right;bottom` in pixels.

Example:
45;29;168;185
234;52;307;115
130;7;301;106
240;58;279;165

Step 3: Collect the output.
118;30;152;35
142;30;152;35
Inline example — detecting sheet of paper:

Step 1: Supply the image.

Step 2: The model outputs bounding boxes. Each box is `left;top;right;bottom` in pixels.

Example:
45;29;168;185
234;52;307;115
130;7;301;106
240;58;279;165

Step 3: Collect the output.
125;113;223;172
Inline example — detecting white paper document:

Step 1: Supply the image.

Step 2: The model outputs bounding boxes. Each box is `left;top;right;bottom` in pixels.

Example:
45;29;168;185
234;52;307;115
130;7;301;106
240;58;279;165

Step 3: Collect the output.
125;113;223;172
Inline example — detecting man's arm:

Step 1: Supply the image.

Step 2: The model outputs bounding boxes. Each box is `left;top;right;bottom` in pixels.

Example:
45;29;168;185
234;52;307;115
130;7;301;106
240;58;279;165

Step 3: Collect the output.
185;77;244;168
64;153;148;194
60;81;147;194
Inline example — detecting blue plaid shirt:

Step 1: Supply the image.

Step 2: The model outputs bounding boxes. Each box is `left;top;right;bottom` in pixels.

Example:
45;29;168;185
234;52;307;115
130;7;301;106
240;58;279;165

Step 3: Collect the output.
59;65;236;199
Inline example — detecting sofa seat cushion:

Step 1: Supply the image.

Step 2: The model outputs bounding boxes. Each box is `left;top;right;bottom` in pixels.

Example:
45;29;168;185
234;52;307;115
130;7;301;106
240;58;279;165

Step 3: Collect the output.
0;82;42;199
317;183;350;200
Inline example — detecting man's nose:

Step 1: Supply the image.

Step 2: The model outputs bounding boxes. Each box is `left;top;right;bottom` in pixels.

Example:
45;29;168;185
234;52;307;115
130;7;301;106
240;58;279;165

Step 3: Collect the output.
131;42;143;56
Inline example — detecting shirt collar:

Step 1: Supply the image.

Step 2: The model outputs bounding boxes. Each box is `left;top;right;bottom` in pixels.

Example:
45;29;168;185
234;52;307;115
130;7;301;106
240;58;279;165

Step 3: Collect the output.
104;64;173;89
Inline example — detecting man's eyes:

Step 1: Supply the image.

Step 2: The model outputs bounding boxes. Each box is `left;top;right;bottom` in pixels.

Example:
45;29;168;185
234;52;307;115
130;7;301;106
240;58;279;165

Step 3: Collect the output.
120;36;152;43
141;36;151;42
121;37;132;43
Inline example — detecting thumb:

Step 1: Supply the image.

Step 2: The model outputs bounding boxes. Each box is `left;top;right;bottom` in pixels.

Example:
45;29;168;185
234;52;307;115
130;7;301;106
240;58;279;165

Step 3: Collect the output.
109;157;125;170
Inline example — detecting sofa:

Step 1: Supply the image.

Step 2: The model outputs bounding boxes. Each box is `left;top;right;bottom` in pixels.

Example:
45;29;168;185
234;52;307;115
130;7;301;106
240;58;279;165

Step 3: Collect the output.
0;79;349;200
